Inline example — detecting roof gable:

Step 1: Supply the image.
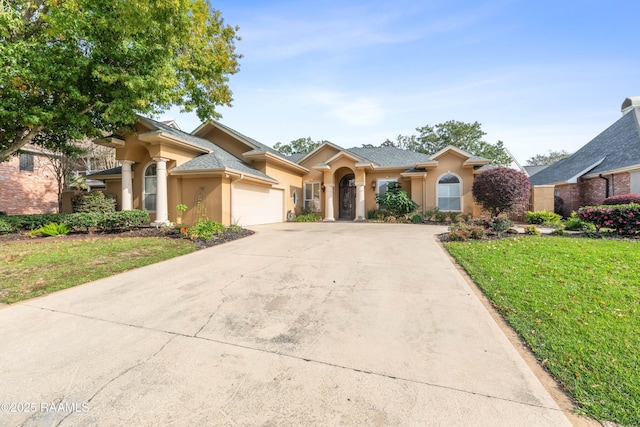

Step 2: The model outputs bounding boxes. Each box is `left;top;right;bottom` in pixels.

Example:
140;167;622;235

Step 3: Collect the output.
531;108;640;185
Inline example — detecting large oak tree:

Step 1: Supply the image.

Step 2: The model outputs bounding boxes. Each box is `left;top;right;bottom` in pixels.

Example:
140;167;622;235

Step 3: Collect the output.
0;0;241;161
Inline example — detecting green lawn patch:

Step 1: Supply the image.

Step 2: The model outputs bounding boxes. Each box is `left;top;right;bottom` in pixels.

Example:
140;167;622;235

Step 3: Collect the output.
0;237;195;304
444;236;640;426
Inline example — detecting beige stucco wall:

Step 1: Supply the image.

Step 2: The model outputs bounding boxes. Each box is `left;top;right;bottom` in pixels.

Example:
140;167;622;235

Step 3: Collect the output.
424;152;476;214
530;185;555;213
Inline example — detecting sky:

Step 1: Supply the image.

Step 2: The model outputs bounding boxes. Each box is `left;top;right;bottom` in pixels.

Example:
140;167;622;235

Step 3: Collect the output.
159;0;640;164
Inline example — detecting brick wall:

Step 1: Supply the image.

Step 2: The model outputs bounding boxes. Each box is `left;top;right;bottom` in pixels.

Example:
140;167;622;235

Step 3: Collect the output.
579;172;630;206
554;183;579;216
0;153;59;215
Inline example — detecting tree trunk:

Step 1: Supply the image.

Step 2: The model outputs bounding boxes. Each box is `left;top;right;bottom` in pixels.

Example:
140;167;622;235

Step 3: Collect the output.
0;126;45;162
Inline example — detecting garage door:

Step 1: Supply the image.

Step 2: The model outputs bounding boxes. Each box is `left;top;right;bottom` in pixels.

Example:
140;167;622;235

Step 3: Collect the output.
232;182;284;226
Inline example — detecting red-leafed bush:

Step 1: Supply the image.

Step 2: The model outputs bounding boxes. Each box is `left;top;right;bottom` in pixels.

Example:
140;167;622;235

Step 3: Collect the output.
602;194;640;205
472;167;531;216
578;204;640;235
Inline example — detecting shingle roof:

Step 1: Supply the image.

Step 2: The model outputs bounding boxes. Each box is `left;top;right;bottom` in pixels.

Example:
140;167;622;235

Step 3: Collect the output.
172;150;277;182
88;166;122;177
530;108;640;185
139;117;218;152
524;165;549;177
209;120;286;158
346;146;436;167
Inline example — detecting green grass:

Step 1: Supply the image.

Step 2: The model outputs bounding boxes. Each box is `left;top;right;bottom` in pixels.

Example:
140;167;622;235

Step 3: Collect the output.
0;237;195;304
444;236;640;426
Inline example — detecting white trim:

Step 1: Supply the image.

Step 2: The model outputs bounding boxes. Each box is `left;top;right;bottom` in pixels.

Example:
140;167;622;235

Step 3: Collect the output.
303;181;322;212
142;161;157;212
566;158;606;183
436;172;463;212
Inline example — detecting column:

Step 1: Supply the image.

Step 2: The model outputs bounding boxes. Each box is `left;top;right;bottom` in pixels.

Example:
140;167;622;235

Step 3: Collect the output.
355;183;365;221
121;160;134;211
153;157;170;225
324;184;335;221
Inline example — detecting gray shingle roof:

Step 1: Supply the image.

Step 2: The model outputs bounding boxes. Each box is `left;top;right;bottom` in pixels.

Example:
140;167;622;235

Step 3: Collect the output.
209;120;286;158
530;109;640;185
346;146;436;167
140;117;217;152
172;150;277;182
524;165;549;177
88;166;122;176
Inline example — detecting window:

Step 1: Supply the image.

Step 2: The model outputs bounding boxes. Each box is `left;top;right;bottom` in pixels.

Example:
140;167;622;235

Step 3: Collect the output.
437;173;461;211
19;153;34;172
304;182;321;212
631;171;640;194
376;178;397;208
144;163;157;211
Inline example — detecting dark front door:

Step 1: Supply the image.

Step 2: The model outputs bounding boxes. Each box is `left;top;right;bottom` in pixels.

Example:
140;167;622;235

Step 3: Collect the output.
339;174;356;220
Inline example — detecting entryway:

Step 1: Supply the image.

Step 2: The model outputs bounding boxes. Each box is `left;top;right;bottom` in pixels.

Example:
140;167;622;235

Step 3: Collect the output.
339;173;356;220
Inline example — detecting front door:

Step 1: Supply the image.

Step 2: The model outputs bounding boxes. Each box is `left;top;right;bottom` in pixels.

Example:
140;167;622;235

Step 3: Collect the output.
339;174;356;220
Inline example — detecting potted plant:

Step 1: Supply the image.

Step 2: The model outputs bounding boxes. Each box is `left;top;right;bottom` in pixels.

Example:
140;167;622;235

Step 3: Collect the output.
176;204;188;225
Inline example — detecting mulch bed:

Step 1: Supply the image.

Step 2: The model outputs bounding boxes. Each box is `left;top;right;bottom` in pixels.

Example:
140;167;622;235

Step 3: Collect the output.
0;226;255;250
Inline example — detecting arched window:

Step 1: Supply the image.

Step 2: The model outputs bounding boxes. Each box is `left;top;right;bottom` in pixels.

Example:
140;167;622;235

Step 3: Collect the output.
437;173;461;211
144;163;157;211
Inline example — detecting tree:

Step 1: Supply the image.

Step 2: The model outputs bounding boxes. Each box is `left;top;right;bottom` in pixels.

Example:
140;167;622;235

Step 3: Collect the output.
37;142;85;212
526;150;572;166
472;167;531;216
273;137;322;155
395;120;513;165
375;182;418;216
0;0;241;161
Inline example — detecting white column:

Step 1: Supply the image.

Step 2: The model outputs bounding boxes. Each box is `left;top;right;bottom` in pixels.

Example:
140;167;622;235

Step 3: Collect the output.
324;184;335;221
121;160;134;211
355;183;365;221
153;157;170;225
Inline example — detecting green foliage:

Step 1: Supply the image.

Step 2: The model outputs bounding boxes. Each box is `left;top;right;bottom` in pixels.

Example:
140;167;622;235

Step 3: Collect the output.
474;216;514;233
2;213;63;230
448;211;459;222
578;204;640;235
423;209;435;221
410;213;424;224
72;192;116;214
602;194;640;205
525;149;571;166
294;214;322;222
64;212;102;232
447;222;485;241
0;0;240;160
375;182;418;216
433;210;448;223
30;222;70;237
273;137;322;156
526;210;562;226
395;120;512;166
187;220;226;240
0;219;15;234
98;210;150;232
367;209;379;220
523;225;540;235
550;228;566;236
176;204;188;213
472;167;531;216
563;212;596;231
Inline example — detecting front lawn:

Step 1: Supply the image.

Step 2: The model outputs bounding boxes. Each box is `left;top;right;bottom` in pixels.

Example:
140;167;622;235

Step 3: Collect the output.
445;236;640;426
0;237;195;304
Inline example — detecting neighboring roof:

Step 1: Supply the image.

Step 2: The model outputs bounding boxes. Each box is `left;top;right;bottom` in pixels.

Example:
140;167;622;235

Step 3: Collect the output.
346;146;436;167
531;107;640;185
524;165;549;177
88;166;122;177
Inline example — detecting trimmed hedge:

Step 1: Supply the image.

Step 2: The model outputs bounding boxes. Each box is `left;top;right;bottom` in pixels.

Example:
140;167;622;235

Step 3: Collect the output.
72;191;116;214
526;210;562;226
1;210;150;233
602;194;640;205
578;204;640;235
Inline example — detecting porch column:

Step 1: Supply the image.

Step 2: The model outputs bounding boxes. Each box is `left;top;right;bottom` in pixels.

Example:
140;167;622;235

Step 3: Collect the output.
153;157;170;225
355;182;365;221
121;160;134;211
324;184;335;221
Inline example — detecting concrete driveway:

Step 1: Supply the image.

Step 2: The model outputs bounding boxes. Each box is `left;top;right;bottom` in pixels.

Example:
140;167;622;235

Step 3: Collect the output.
0;223;572;426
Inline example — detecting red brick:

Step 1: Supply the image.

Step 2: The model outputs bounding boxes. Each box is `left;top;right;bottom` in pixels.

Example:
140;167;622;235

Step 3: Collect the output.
0;154;59;215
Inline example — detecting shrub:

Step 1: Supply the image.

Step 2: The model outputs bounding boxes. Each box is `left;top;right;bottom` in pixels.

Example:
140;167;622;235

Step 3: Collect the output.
98;210;149;232
30;222;71;237
410;213;424;224
3;214;65;230
295;214;322;222
72;191;116;214
472;167;531;216
375;182;418;216
578;204;640;235
448;222;485;241
423;209;434;221
550;228;566;236
474;216;514;233
526;210;562;226
0;219;15;234
563;212;596;231
64;212;103;232
187;219;226;240
448;212;459;222
523;225;540;235
434;210;448;223
602;193;640;205
367;209;379;220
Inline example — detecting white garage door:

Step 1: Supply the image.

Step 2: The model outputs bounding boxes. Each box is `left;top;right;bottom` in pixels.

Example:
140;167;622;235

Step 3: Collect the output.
232;182;284;226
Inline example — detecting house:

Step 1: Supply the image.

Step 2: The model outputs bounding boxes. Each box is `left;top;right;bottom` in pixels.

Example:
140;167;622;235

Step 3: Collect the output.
91;116;539;226
530;96;640;215
0;146;59;215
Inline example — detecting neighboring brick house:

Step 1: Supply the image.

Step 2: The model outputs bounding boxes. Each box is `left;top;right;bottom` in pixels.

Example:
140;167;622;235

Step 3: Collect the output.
531;96;640;215
0;147;59;215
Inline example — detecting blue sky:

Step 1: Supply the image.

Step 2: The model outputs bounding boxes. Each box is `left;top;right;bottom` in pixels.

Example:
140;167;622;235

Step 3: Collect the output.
160;0;640;164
